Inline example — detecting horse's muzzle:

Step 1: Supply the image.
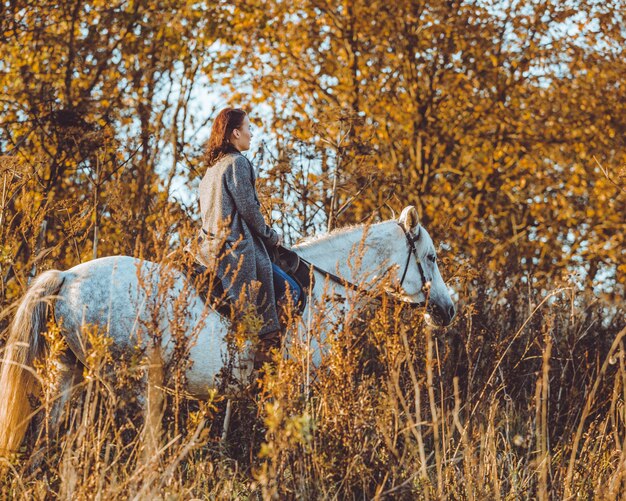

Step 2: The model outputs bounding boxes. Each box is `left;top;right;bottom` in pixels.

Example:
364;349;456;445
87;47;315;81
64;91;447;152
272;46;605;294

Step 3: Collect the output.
428;300;456;327
403;297;455;327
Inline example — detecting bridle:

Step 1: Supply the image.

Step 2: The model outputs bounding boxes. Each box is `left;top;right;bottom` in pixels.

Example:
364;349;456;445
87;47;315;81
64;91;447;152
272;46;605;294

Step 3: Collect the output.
397;224;428;291
302;223;429;297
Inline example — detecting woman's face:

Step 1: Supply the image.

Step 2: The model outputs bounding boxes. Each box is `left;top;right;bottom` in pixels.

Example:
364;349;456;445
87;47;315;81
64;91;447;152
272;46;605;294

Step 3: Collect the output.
231;115;252;151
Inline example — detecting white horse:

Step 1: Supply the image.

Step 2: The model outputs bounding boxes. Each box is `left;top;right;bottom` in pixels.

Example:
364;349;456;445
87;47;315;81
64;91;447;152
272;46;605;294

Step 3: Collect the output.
0;206;455;454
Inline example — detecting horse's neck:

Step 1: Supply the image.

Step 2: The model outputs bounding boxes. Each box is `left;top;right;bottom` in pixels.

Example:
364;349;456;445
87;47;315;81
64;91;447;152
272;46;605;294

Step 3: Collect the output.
294;221;399;282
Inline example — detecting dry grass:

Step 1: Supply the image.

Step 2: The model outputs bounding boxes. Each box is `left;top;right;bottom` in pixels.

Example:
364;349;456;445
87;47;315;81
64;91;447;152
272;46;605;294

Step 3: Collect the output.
1;161;625;500
1;271;624;499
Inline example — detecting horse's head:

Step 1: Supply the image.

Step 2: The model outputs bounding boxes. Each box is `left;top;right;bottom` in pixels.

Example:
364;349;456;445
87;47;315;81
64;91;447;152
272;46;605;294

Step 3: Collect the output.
395;206;456;326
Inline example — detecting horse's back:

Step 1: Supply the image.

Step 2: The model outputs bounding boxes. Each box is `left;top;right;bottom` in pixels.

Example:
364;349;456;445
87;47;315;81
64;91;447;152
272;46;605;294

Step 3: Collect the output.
64;254;150;280
54;255;218;362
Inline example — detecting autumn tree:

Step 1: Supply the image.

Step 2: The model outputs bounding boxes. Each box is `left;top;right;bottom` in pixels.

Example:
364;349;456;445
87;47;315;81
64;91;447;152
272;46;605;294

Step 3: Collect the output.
0;0;223;295
215;0;625;297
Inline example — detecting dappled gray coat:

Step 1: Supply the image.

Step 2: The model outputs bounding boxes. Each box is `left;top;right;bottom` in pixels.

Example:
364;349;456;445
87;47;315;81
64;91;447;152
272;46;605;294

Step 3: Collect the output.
195;152;280;336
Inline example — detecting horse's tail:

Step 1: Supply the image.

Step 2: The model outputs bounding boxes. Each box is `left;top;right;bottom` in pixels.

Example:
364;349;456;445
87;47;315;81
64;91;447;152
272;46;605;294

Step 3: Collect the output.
0;270;65;455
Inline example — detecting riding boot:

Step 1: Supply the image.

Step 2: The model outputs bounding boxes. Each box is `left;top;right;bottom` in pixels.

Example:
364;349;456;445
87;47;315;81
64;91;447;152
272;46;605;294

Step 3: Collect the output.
253;329;283;371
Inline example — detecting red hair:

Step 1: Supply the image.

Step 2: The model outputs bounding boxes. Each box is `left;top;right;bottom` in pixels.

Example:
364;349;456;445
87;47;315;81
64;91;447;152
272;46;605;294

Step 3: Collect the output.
204;107;247;167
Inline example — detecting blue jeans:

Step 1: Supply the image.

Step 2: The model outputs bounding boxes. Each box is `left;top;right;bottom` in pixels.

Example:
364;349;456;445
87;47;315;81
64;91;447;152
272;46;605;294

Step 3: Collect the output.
272;263;301;305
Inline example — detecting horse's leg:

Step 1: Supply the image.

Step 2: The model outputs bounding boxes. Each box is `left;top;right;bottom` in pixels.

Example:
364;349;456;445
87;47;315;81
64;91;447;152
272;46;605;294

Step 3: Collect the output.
47;350;83;442
27;350;82;470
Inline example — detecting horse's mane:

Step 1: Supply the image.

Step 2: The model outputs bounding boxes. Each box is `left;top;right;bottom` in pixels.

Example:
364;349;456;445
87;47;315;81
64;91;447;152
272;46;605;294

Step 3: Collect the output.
295;219;396;248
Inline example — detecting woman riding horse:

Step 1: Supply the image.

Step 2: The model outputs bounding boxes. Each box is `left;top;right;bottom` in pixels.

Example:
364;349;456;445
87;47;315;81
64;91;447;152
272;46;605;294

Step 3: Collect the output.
193;107;293;368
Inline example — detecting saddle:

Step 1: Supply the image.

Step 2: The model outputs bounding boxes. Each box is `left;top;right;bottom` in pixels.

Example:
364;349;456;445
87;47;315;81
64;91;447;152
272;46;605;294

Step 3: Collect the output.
269;245;315;314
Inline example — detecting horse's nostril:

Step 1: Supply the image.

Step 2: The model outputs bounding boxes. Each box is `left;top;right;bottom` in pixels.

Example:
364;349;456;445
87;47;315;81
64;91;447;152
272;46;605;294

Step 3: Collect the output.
428;302;456;326
448;305;456;321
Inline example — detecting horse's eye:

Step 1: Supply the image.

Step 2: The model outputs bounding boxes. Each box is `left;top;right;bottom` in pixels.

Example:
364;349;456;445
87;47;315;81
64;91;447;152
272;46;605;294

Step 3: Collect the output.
428;254;437;263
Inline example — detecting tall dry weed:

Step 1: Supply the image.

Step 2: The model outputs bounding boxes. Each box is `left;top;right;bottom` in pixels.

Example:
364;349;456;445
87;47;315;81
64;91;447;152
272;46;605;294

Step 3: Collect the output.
1;158;625;498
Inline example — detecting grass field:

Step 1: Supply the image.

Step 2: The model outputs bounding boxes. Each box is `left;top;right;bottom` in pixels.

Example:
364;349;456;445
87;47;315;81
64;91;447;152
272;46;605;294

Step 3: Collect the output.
1;269;624;500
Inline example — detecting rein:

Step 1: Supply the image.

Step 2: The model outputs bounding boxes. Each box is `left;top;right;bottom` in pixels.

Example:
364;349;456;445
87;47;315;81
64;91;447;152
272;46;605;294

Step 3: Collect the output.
304;259;362;293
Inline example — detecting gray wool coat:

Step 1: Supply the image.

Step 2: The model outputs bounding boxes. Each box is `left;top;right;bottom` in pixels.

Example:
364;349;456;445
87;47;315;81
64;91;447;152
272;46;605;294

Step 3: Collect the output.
194;152;280;336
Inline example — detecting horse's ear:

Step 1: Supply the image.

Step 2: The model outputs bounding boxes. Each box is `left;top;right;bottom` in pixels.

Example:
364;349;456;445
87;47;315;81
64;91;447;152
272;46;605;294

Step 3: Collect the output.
399;206;420;232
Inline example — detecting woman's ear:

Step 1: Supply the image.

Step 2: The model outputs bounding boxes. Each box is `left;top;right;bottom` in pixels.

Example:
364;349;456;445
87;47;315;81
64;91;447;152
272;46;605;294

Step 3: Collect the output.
399;206;420;232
